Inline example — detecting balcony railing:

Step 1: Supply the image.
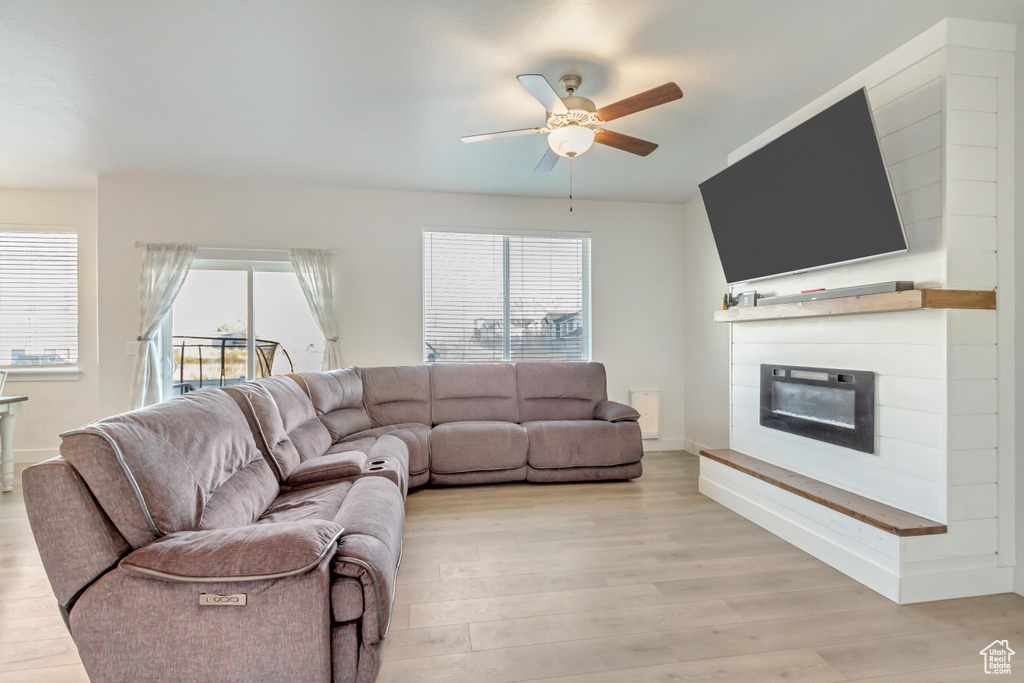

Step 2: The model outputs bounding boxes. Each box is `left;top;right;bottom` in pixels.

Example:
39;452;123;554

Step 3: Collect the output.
171;335;293;396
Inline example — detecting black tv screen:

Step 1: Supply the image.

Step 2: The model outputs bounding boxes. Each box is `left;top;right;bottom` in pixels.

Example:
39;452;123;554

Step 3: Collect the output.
699;88;907;285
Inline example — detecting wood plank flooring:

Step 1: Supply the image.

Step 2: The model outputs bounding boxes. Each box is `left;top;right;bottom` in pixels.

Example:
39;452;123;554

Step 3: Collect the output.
2;452;1023;681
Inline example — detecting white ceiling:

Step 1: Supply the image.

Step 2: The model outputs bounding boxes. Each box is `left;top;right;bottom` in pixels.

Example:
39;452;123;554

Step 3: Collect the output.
1;0;1022;203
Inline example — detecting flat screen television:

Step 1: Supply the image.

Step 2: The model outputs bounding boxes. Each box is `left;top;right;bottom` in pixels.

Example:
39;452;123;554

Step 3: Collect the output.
699;88;908;285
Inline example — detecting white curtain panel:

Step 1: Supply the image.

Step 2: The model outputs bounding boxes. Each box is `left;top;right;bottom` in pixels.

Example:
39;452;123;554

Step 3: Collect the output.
128;243;197;410
289;248;342;370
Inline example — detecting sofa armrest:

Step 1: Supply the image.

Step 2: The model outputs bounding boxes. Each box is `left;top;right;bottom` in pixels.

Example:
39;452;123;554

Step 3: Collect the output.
331;477;404;643
287;451;367;487
120;519;343;582
594;399;641;422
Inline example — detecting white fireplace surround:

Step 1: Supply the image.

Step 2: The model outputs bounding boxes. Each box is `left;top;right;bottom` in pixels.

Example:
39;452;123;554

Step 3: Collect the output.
699;18;1016;604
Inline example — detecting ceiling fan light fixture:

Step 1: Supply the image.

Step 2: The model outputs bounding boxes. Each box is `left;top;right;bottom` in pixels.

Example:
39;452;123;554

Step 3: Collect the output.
547;124;595;158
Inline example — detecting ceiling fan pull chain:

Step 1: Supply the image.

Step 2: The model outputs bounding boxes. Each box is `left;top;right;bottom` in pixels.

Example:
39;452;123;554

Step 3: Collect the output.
569;155;574;213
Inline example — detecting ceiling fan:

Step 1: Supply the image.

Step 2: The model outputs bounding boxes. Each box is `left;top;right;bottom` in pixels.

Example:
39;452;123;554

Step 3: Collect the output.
462;74;683;172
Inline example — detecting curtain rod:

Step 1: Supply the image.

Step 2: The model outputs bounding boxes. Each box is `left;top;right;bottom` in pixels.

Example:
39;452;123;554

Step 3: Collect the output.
133;241;337;254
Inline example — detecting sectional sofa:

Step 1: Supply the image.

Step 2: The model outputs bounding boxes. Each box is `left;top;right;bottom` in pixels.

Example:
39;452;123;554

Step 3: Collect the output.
23;361;642;682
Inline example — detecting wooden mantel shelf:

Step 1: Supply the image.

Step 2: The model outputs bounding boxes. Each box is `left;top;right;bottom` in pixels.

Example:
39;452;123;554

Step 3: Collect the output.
699;449;947;537
714;288;995;323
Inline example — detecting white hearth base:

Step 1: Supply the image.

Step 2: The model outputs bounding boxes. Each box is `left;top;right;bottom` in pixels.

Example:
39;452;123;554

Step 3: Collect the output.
701;458;1015;604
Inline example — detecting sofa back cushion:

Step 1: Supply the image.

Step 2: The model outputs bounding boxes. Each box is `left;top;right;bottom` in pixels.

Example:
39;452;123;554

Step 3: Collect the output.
60;388;278;548
430;363;518;424
361;365;432;427
515;361;608;422
225;377;333;482
289;368;372;441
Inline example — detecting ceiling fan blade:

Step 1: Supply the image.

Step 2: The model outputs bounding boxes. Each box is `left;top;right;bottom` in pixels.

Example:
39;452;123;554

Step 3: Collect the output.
534;147;560;173
517;74;569;115
461;127;547;143
594;129;659;156
596;82;683;122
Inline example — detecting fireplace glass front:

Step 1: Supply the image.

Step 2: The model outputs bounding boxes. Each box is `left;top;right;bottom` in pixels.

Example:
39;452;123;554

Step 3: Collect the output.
760;365;875;453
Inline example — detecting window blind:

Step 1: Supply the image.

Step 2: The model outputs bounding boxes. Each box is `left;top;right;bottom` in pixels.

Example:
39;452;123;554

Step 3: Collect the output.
508;235;586;361
0;231;78;366
423;230;589;363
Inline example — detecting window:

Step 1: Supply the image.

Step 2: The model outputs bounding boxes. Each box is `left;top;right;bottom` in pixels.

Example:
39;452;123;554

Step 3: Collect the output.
167;251;322;397
423;229;590;363
0;230;78;368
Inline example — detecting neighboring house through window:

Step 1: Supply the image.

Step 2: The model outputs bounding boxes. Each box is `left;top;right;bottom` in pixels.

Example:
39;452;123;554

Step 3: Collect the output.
0;229;78;369
423;229;591;363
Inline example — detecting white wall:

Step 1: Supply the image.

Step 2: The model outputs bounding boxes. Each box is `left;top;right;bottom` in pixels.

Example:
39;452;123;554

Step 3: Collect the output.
681;196;729;454
0;188;100;461
95;174;688;450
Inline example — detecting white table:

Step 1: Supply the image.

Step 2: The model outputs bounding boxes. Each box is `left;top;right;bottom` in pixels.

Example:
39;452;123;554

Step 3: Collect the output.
0;396;28;493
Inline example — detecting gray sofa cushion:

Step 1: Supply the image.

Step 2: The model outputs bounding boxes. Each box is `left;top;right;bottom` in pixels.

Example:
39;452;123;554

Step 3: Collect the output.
223;381;299;480
262;376;334;461
289;368;372;440
523;420;643;468
225;377;334;482
430;363;518;424
61;388;273;545
121;519;344;581
515;361;607;422
361;365;432;427
259;480;354;524
198;457;280;531
429;421;529;474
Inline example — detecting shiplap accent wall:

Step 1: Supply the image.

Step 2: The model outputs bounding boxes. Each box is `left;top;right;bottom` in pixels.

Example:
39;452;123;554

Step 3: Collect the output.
699;19;1016;604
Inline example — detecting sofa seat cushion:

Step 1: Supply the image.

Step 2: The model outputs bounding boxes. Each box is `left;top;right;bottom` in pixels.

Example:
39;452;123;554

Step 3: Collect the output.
523;420;642;469
286;451;367;488
340;423;429;477
429;421;528;474
258;480;354;524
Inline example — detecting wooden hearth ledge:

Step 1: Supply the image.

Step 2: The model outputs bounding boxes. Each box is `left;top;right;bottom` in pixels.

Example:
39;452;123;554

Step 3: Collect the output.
699;449;947;537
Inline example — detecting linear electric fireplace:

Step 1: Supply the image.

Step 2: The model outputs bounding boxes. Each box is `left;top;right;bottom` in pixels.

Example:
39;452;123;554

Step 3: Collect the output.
760;364;875;453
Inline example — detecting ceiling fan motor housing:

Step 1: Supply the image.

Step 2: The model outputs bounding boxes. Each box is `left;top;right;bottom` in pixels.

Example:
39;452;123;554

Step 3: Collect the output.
547;98;599;131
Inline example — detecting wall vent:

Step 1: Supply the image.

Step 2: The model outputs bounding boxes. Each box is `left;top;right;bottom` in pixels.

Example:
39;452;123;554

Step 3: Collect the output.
630;390;661;439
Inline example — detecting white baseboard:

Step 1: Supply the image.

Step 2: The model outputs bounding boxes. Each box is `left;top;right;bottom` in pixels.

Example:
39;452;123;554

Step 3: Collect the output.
900;561;1015;603
700;463;901;603
14;448;59;464
642;437;688;452
682;439;718;456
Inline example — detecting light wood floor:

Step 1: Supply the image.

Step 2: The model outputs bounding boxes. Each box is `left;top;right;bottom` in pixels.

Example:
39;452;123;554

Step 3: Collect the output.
3;452;1023;681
